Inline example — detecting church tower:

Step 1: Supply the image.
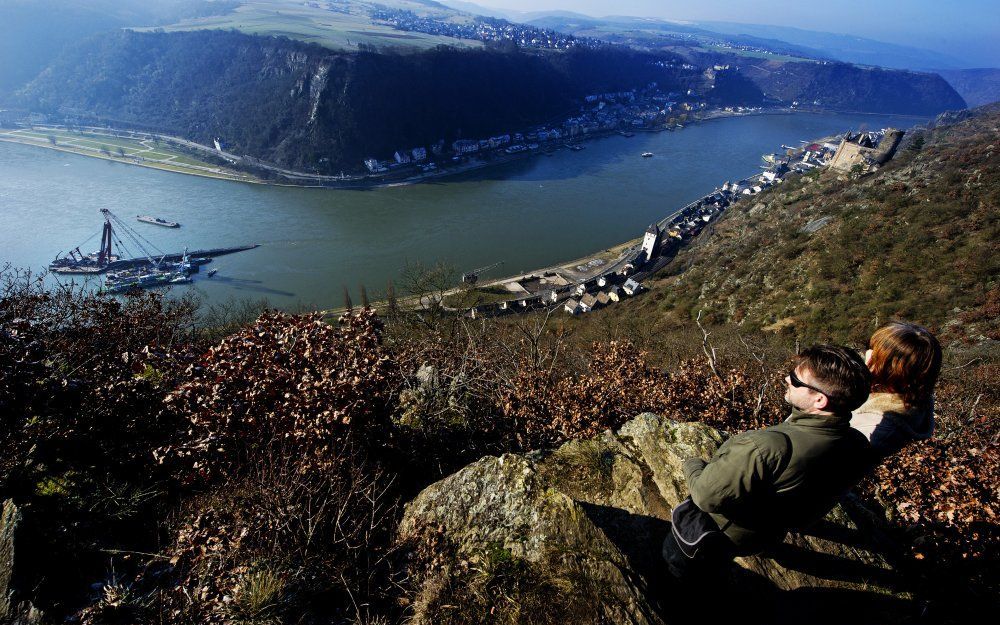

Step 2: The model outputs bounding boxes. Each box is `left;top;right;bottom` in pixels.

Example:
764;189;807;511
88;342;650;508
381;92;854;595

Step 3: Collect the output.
641;223;661;263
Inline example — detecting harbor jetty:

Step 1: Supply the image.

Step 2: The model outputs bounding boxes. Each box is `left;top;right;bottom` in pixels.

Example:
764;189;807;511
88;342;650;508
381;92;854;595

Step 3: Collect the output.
51;244;259;275
49;209;258;275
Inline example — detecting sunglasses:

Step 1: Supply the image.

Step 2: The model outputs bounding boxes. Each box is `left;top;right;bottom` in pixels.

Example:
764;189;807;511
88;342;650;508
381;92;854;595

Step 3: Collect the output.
788;369;828;396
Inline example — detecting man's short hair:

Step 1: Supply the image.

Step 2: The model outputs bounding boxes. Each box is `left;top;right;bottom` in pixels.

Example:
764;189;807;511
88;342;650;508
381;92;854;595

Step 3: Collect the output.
797;345;872;413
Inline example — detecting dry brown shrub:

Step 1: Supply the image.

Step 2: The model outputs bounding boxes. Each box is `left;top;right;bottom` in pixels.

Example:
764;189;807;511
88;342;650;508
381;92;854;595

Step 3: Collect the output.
497;342;784;449
865;362;999;572
157;308;400;480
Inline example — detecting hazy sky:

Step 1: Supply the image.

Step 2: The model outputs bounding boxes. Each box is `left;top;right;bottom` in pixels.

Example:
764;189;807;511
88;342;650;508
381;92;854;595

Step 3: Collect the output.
477;0;1000;66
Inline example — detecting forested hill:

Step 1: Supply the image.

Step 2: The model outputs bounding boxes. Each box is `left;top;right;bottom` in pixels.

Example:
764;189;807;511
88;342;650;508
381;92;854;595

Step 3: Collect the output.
18;30;700;172
736;60;966;115
609;104;999;346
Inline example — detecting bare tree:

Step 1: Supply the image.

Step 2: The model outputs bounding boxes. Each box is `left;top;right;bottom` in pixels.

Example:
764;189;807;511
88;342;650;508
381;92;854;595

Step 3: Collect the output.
696;309;721;382
386;279;397;313
343;286;353;312
400;260;456;309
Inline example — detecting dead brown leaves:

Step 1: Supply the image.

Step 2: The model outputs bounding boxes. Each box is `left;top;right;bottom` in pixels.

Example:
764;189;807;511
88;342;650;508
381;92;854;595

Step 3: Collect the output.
158;308;400;480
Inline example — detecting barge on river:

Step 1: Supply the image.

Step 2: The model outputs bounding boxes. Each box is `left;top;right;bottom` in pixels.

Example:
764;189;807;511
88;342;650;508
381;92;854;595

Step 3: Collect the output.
137;215;180;228
49;209;258;275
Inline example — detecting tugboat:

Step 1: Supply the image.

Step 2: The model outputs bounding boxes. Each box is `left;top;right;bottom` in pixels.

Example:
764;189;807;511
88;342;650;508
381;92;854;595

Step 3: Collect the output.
641;152;654;158
137;215;180;228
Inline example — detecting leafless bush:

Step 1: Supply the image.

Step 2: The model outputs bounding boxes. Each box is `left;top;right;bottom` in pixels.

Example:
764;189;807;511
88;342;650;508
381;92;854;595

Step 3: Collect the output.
164;445;400;624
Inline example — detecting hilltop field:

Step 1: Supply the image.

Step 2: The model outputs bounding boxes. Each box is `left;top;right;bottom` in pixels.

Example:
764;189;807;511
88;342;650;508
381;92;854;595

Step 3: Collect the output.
133;0;483;51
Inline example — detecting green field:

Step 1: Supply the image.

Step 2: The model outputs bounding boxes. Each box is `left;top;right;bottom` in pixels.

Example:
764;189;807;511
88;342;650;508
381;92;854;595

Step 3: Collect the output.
0;127;240;179
135;0;482;52
702;44;816;63
443;285;516;309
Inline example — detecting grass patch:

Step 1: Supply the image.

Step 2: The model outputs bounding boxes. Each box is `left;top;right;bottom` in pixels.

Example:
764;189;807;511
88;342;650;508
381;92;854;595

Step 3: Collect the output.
443;285;513;309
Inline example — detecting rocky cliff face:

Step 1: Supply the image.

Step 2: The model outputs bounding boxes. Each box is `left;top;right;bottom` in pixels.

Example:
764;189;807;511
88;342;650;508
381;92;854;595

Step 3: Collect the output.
400;414;916;624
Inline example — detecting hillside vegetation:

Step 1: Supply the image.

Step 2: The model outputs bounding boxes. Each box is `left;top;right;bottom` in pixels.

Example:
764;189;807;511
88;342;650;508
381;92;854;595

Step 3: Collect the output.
0;0;239;98
597;105;999;347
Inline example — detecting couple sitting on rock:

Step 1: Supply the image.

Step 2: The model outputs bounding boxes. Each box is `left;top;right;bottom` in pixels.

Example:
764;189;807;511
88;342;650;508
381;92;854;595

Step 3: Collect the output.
664;321;942;577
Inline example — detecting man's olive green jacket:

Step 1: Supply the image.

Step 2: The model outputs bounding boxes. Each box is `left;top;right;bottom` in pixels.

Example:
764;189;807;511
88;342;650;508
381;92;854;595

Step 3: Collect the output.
683;408;873;551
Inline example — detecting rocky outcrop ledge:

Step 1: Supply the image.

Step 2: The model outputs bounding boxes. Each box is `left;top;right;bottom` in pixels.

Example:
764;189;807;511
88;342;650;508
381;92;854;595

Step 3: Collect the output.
399;414;916;624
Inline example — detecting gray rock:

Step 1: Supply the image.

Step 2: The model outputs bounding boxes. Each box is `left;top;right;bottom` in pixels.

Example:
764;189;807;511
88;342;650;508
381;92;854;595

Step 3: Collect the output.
400;414;913;624
1;500;42;625
1;499;18;620
415;364;439;390
801;216;834;234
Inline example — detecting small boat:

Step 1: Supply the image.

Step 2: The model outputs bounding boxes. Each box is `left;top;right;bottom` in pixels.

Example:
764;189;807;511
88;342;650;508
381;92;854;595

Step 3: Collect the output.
620;131;635;138
137;215;180;228
207;268;218;277
641;152;654;158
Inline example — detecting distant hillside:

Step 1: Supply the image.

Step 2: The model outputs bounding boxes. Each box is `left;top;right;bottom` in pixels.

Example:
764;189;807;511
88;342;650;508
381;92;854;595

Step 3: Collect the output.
524;13;828;61
597;104;999;345
938;68;1000;107
20;29;697;173
695;21;968;70
735;61;967;115
513;13;967;116
0;0;237;98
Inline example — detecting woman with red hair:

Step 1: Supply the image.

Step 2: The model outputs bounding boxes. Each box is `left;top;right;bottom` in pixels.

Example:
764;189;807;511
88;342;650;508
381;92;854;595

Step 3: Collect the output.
852;322;942;458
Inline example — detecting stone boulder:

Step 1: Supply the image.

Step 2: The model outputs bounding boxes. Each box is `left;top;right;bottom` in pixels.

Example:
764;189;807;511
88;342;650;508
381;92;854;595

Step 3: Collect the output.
399;414;916;624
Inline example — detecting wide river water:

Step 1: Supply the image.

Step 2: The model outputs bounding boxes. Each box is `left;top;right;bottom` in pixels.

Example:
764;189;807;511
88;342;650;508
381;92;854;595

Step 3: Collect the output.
0;112;925;310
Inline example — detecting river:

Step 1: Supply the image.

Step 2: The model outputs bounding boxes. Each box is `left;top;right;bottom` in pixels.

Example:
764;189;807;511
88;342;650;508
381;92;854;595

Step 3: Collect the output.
0;112;926;311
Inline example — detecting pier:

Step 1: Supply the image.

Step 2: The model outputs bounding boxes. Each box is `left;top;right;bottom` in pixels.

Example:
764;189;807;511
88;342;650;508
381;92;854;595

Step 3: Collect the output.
51;244;260;274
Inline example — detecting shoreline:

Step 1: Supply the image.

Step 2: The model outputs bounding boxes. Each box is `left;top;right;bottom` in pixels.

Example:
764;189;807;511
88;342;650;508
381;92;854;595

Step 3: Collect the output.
0;107;787;189
1;106;925;190
0;133;267;185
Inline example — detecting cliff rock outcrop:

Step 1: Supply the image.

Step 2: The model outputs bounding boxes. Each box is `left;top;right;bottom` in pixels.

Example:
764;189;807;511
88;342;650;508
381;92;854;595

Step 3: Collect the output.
400;414;916;624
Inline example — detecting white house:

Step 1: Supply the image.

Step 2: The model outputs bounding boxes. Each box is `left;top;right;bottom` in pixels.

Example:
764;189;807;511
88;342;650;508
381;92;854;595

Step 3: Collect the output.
597;276;608;288
623;278;642;296
363;158;386;173
563;298;582;315
580;293;598;311
452;140;479;155
606;286;622;302
574;284;587;296
411;147;427;161
394;151;412;165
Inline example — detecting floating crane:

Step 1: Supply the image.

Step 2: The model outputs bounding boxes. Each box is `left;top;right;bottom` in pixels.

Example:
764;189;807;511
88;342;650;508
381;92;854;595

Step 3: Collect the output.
462;261;504;285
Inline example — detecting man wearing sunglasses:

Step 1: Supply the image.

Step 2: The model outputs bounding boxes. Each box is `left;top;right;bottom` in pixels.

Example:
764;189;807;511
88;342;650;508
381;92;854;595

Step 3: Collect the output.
665;345;873;577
